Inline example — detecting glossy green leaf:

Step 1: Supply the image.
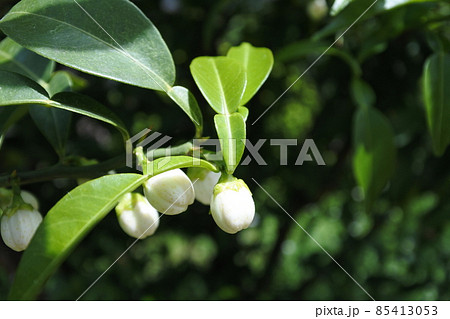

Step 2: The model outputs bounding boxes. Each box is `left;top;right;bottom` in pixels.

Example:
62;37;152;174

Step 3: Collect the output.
147;155;219;176
353;105;396;209
351;77;375;108
214;113;246;174
227;42;273;105
238;106;249;122
8;173;147;300
0;0;175;91
423;52;450;156
0;71;129;140
167;86;203;136
190;56;246;114
0;37;54;87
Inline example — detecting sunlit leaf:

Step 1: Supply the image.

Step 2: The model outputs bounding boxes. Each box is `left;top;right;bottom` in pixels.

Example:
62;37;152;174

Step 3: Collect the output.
0;0;175;91
214;113;246;174
190;56;246;114
8;174;148;300
353;105;396;209
227;42;273;105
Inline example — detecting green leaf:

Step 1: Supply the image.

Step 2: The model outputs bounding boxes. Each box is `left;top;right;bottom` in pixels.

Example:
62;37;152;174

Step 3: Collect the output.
50;92;129;141
0;71;129;140
331;0;353;16
314;0;381;40
8;173;147;300
167;86;203;136
0;0;175;91
29;106;71;158
276;40;361;76
0;37;54;87
238;106;249;122
227;42;273;105
318;0;438;39
214;113;246;174
353;105;396;209
29;71;74;158
190;56;246;114
423;52;450;156
47;71;73;97
147;156;219;176
351;77;376;108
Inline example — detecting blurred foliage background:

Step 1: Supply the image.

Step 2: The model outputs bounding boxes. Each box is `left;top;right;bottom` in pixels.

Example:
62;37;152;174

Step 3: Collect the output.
1;0;450;300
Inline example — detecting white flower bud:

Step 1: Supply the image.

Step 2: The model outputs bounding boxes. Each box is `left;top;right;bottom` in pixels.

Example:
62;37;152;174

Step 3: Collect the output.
210;177;255;234
144;169;195;215
307;0;328;21
20;190;39;211
116;193;159;239
1;209;43;252
188;168;221;205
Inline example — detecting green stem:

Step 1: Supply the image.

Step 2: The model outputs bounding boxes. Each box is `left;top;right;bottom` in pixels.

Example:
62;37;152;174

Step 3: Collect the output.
0;141;195;187
0;156;124;187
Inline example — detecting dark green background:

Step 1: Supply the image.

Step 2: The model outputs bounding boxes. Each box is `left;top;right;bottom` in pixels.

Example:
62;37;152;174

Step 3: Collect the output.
0;0;449;300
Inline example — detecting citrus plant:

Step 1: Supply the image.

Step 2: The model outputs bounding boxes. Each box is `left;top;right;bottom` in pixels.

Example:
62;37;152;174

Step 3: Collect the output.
0;0;272;299
0;0;448;301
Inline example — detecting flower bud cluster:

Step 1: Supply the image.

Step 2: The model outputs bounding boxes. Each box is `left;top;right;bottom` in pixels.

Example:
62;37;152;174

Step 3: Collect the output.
115;168;255;238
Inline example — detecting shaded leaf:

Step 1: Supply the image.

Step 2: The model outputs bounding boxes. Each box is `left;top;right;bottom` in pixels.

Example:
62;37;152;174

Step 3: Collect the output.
353;105;396;209
29;106;71;158
29;71;74;157
8;173;148;300
277;40;361;76
423;52;450;156
167;86;203;136
0;71;129;140
351;77;376;108
214;113;246;174
227;42;273;105
47;71;73;97
190;56;246;114
0;37;54;87
0;0;175;91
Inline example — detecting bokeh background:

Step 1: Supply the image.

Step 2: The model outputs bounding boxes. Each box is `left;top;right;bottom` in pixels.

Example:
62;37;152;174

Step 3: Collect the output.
1;0;450;300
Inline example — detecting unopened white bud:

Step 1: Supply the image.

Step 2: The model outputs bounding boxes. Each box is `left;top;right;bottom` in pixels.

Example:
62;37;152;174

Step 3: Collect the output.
1;208;43;252
307;0;328;21
188;168;221;205
116;193;159;239
144;169;195;215
20;190;39;211
210;177;255;234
